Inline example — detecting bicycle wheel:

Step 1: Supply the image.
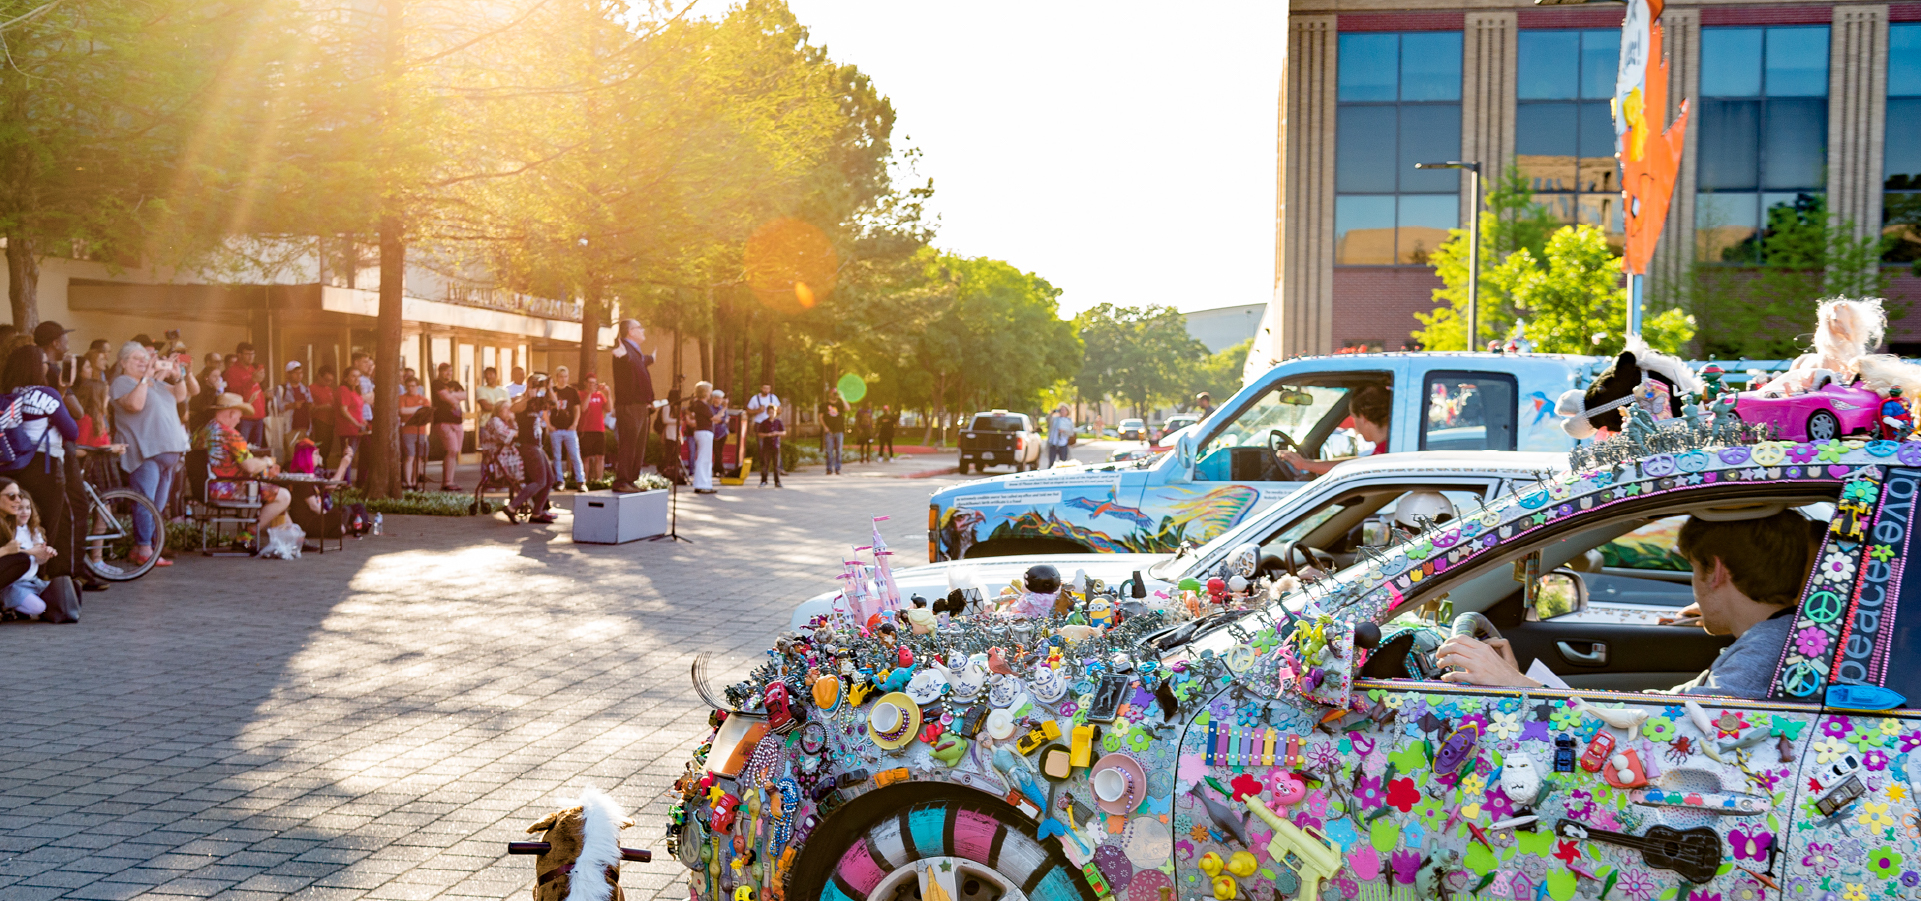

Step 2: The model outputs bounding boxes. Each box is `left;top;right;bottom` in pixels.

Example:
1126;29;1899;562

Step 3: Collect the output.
84;487;163;581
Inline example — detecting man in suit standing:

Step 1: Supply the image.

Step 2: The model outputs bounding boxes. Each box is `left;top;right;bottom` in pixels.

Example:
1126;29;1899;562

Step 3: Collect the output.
610;318;654;493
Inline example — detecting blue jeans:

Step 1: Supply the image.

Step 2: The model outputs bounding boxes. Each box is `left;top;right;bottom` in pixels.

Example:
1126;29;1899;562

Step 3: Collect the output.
550;429;584;484
130;453;181;547
1047;443;1072;466
823;431;843;473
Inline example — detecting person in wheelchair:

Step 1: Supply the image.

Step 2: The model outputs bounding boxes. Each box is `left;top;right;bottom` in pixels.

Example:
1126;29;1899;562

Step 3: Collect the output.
1436;507;1814;698
1273;384;1390;476
479;399;555;525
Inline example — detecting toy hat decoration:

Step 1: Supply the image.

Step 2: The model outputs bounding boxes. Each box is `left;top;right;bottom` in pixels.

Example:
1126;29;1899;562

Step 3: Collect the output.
1090;752;1148;815
984;707;1018;740
1555;339;1702;439
867;692;922;750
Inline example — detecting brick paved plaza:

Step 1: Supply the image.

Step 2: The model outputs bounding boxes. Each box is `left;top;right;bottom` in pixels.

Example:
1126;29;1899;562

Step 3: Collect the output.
0;461;965;900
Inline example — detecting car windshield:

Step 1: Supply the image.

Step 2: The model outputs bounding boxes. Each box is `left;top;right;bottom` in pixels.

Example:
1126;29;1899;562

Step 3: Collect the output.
970;415;1024;431
1202;384;1351;457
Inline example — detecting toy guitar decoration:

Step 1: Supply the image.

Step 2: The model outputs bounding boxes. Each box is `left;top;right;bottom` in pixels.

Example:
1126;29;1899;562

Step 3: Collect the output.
1554;819;1723;884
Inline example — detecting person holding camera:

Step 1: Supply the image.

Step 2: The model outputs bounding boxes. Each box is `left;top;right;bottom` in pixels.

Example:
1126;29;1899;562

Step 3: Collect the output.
111;341;195;569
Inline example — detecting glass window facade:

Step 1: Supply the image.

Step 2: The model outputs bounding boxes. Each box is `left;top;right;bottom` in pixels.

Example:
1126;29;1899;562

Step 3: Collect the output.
1334;31;1462;265
1694;25;1830;262
1515;29;1624;247
1885;24;1921;263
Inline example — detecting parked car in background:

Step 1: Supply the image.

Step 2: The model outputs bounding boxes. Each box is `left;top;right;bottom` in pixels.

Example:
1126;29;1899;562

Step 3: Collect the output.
803;450;1597;629
957;410;1042;474
1118;418;1147;441
927;351;1604;560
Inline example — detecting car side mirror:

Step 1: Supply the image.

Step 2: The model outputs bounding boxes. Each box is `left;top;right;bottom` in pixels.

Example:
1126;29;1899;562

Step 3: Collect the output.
1359;520;1393;548
1528;569;1589;621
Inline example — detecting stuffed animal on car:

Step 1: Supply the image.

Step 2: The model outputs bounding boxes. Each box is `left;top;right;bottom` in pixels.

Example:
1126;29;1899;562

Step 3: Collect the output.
1555;341;1702;439
524;787;634;901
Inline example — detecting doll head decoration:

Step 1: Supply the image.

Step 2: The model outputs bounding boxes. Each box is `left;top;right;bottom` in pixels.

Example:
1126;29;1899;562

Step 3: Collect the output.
1555;340;1702;439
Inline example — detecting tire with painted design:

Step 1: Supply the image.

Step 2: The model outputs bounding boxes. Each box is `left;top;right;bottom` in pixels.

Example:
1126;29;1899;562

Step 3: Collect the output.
795;796;1094;901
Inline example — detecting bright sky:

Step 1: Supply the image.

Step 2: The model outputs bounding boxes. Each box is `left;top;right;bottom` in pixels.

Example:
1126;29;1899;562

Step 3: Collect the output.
703;1;1290;318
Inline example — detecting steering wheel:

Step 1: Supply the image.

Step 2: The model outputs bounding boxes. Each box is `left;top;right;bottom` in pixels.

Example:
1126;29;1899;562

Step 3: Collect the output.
1450;611;1504;644
1265;430;1311;481
1273;538;1337;578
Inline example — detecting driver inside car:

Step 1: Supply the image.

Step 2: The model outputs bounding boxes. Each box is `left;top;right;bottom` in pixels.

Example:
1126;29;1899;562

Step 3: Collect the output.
1293;490;1456;584
1275;384;1390;475
1435;507;1815;698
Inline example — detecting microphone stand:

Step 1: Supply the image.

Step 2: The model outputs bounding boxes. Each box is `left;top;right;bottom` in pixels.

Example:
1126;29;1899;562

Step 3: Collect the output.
648;384;691;544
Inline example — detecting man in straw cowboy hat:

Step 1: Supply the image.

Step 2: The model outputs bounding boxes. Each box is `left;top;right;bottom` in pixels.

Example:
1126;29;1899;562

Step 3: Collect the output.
194;392;292;551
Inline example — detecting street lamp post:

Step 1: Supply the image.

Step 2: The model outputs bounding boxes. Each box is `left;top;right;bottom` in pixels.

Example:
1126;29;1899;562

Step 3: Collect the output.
1416;161;1483;350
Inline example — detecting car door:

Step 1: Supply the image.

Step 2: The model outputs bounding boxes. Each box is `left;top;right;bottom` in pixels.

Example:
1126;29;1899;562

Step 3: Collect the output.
1778;467;1921;901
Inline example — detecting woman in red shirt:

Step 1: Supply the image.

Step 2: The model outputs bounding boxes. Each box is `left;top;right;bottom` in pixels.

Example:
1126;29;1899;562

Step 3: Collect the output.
334;375;365;484
578;373;610;483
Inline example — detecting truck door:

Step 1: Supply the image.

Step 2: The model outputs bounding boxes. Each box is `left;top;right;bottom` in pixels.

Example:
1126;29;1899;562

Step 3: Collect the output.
1169;371;1392;545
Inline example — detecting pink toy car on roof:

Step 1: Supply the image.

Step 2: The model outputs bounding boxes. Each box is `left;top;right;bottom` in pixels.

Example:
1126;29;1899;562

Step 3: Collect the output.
1734;380;1883;441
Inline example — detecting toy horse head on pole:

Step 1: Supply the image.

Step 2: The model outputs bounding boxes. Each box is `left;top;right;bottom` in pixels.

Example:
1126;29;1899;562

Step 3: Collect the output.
524;787;635;901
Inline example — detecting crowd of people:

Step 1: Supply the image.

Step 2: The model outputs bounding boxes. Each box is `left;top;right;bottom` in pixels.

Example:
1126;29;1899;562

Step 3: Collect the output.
0;314;939;617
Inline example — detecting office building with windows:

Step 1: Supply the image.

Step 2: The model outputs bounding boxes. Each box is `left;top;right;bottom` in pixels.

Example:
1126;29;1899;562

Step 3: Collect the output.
1257;0;1921;361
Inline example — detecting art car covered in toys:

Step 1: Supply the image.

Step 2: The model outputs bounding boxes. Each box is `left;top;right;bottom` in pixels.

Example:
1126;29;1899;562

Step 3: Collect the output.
671;434;1921;901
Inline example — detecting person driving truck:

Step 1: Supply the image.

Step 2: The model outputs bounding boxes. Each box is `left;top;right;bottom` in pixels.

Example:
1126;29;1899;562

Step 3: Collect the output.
1435;506;1815;698
1274;385;1391;475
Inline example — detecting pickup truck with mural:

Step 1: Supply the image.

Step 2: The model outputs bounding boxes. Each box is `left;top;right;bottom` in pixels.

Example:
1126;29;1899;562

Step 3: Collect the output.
927;351;1608;560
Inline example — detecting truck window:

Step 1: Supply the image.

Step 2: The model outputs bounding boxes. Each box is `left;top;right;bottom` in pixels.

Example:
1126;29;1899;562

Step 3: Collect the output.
1420;371;1517;451
970;415;1026;431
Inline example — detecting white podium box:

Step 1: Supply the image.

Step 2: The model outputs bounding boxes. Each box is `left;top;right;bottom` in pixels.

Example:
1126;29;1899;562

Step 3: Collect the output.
572;489;668;544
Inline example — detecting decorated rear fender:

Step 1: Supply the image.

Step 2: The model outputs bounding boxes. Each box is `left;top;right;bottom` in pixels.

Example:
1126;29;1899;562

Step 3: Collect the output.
676;435;1921;901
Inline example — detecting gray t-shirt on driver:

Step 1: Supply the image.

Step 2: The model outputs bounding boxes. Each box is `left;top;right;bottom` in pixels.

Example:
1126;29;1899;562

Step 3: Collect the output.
1668;615;1793;699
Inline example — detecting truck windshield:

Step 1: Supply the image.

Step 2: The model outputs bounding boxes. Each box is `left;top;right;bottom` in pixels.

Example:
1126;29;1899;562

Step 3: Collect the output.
1202;385;1352;458
970;416;1025;431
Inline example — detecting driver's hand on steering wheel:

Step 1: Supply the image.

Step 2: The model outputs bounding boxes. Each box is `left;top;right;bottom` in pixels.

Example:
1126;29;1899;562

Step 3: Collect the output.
1435;635;1543;688
1276;449;1311;470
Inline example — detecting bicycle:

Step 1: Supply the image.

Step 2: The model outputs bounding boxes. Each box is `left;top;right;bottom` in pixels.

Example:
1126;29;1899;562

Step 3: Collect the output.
74;448;164;582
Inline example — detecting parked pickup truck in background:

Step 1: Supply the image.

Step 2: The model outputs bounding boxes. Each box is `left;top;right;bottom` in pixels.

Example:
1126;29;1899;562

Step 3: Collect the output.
957;410;1042;474
927;351;1608;561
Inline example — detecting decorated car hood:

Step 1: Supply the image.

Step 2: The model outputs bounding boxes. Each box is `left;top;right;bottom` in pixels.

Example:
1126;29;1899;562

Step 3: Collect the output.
789;553;1170;631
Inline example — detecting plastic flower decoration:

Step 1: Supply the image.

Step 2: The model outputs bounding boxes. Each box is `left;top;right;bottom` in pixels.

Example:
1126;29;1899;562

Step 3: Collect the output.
1869;846;1905;879
1819;550;1858;583
1641;716;1677;743
1859;800;1897;831
1814;737;1851;765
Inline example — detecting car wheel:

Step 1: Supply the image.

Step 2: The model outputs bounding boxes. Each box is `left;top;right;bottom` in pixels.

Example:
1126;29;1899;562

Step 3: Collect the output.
1809;409;1840;441
793;797;1092;901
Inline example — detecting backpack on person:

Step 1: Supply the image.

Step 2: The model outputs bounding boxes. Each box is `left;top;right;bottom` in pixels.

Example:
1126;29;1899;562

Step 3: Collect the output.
0;387;63;472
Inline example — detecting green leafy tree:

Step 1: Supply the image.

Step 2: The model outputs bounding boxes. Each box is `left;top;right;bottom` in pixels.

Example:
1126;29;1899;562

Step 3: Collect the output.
1187;337;1252;407
1506;225;1695;355
1688;193;1900;358
1075;304;1208;419
0;0;285;327
1413;164;1561;351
